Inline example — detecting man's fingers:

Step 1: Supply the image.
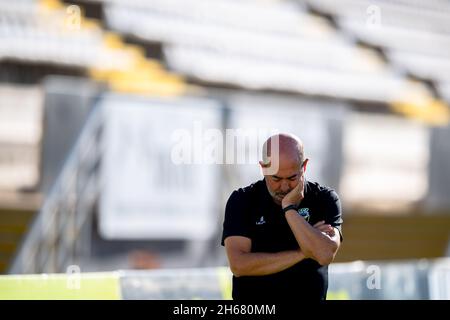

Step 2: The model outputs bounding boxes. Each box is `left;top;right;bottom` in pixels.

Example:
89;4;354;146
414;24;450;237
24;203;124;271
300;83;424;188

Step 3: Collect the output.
316;225;332;232
315;224;335;237
293;180;302;193
321;231;334;238
312;219;336;236
313;220;325;227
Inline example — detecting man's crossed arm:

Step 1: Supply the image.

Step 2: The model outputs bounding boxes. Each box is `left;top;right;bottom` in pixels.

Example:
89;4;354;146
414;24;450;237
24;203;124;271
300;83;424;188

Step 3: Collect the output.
224;222;336;277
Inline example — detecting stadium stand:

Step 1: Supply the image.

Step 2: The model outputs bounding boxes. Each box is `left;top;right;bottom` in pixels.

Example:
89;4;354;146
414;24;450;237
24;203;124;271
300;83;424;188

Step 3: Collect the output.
304;0;450;121
1;0;450;299
87;0;449;124
0;0;189;273
0;0;188;95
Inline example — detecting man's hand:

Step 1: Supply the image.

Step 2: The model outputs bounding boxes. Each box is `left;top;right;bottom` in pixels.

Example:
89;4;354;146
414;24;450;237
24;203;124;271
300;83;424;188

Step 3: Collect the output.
313;221;336;238
286;218;340;264
281;172;305;208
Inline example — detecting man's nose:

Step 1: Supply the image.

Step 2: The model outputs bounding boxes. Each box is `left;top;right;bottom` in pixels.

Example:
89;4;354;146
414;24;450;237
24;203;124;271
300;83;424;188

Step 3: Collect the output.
280;180;290;192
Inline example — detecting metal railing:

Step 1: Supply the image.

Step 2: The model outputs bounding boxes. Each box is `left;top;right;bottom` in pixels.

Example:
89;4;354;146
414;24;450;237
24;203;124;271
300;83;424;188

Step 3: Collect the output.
9;106;103;274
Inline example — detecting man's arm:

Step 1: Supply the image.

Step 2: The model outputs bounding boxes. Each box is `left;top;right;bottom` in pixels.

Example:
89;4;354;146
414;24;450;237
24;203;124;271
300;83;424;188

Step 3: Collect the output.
284;214;340;266
224;236;304;277
281;177;341;266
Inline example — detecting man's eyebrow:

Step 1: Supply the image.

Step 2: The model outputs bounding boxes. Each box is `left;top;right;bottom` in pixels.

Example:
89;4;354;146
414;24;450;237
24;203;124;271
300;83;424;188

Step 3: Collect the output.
272;174;298;179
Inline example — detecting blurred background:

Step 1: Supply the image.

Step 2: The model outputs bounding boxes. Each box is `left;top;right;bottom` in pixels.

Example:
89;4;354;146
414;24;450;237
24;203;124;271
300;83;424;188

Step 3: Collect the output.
0;0;450;299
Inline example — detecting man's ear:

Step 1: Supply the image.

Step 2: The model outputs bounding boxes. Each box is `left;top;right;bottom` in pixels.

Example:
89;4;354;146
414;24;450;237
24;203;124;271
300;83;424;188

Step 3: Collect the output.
259;160;271;176
302;158;309;172
260;156;279;175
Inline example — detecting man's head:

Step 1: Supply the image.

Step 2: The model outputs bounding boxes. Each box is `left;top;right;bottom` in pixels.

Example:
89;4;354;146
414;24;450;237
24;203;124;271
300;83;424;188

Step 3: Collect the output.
259;133;308;205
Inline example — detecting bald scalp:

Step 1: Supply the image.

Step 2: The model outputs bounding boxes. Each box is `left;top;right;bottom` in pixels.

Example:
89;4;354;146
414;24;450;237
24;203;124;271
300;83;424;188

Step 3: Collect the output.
261;133;304;167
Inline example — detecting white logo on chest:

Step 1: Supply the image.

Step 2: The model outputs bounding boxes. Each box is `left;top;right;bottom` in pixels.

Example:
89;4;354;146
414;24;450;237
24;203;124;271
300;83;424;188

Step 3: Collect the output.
256;216;266;225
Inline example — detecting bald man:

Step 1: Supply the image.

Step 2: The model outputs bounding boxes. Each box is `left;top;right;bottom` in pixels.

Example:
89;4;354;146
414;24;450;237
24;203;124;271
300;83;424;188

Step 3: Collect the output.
221;133;343;301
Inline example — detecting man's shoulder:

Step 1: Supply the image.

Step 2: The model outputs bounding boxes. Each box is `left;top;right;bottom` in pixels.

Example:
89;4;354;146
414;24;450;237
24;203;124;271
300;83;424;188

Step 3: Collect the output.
305;180;339;200
229;180;265;202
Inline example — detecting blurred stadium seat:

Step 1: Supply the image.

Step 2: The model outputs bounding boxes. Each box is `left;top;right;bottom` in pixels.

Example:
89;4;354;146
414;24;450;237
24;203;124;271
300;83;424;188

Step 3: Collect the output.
98;0;450;123
0;0;187;94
